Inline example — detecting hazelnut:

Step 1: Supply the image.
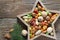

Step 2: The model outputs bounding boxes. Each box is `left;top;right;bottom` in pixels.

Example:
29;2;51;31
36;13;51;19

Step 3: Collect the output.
41;8;45;11
49;13;52;17
4;33;11;39
38;5;41;9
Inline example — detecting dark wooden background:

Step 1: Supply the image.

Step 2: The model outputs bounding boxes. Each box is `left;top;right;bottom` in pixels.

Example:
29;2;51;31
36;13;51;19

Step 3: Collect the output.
0;0;60;40
0;0;60;18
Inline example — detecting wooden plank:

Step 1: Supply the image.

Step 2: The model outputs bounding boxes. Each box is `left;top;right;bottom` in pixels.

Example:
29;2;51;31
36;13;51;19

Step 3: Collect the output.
0;18;60;40
0;0;60;18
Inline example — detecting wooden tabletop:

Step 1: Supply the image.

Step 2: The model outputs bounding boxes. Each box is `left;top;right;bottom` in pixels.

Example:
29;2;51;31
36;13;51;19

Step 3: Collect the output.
0;0;60;18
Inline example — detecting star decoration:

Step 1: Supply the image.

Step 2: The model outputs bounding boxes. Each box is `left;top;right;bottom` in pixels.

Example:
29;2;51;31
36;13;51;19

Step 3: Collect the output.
17;0;60;40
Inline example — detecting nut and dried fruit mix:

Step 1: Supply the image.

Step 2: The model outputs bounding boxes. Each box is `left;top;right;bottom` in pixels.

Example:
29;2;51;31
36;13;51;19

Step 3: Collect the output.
21;2;58;39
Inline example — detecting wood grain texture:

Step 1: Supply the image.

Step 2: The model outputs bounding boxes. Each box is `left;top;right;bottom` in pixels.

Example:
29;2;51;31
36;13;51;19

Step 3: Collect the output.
0;0;60;18
0;18;60;40
0;0;60;40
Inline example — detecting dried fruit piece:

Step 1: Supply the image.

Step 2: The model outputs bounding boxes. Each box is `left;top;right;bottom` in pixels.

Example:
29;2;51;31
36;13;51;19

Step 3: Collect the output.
38;11;42;16
34;7;38;14
31;27;36;34
38;5;41;10
32;13;36;17
43;25;47;31
29;27;32;31
42;30;47;33
30;34;35;38
29;18;36;26
41;7;45;11
35;26;39;30
50;14;57;22
41;21;46;25
35;15;39;19
48;21;51;24
39;25;42;29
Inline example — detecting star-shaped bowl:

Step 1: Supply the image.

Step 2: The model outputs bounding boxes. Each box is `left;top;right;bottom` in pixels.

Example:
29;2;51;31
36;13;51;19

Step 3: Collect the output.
17;0;60;40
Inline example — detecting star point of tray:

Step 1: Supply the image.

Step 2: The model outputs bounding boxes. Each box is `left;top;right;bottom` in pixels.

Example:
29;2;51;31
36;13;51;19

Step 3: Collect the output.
21;0;59;39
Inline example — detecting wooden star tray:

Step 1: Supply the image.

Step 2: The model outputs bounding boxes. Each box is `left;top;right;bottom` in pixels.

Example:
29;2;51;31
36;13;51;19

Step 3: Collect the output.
17;0;60;40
